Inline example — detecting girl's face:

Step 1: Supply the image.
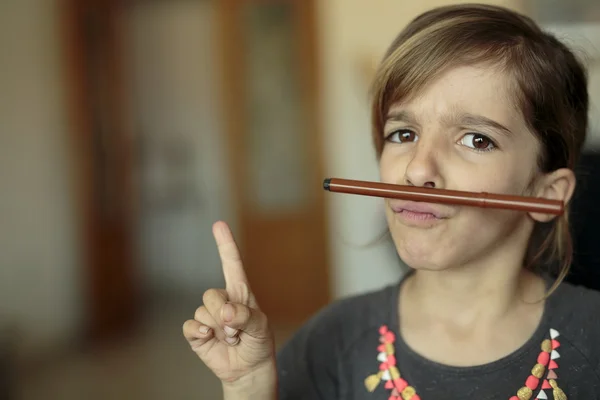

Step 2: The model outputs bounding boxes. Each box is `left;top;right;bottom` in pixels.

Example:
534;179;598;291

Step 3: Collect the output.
380;65;570;272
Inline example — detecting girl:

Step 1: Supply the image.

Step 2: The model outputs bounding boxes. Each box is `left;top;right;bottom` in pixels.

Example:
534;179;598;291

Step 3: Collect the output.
183;4;600;399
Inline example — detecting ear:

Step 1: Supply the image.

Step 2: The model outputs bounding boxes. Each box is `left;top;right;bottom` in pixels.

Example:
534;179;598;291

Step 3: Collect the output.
530;168;576;222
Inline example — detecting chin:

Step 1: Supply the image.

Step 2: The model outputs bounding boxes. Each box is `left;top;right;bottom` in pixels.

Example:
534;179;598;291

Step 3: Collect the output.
400;256;451;272
395;241;453;271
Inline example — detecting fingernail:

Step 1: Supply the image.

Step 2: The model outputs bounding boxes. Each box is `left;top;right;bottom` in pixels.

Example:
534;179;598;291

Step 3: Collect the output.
224;326;238;337
225;336;239;345
199;326;210;335
222;303;234;322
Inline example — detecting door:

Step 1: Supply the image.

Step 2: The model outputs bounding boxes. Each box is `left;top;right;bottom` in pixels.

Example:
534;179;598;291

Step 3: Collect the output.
217;0;330;324
62;0;140;342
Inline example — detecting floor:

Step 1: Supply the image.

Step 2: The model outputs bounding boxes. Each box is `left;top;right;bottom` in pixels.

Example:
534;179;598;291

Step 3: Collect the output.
15;298;297;400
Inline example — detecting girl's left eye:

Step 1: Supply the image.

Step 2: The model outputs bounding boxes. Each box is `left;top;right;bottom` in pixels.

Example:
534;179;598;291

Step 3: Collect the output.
459;133;497;152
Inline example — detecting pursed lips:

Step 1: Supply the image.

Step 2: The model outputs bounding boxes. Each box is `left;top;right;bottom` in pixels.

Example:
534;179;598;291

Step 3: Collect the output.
389;201;450;219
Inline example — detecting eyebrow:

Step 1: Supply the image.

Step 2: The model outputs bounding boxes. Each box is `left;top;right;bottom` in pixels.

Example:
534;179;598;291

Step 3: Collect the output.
385;110;514;136
386;110;419;125
456;113;514;136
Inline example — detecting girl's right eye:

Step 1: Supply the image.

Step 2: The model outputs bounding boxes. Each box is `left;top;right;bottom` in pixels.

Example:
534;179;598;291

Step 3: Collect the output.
385;129;419;144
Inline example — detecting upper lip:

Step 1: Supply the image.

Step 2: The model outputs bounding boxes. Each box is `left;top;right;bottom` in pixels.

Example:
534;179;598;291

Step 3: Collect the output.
390;201;450;218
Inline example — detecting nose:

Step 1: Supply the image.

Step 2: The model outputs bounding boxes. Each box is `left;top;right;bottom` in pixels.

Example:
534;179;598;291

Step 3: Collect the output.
403;143;443;189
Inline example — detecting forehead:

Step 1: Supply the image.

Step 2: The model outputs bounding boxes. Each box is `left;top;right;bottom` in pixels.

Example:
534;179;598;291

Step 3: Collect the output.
387;65;527;131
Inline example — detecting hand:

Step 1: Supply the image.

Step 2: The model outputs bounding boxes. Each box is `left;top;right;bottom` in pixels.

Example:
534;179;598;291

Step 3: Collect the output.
182;221;275;386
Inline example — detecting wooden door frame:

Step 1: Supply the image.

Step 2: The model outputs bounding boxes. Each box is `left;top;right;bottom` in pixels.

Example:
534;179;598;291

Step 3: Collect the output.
61;0;140;343
216;0;327;222
215;0;331;321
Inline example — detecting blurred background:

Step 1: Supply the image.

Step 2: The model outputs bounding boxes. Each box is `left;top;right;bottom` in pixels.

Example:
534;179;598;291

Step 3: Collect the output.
1;0;599;399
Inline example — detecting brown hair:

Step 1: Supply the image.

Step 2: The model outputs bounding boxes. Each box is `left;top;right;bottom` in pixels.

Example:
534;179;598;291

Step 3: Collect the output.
371;4;589;292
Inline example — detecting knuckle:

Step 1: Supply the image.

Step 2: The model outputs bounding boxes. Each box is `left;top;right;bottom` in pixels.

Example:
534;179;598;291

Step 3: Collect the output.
201;289;214;305
194;305;208;321
239;282;251;304
233;303;251;323
182;319;199;338
202;288;226;306
224;251;242;264
218;242;241;260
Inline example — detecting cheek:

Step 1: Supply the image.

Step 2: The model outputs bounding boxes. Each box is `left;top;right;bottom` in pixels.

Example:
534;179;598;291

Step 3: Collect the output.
379;150;406;183
454;156;535;196
480;168;533;196
478;142;540;194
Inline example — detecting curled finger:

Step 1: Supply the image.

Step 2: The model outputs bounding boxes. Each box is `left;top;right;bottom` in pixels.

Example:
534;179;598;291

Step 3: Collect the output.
182;319;214;349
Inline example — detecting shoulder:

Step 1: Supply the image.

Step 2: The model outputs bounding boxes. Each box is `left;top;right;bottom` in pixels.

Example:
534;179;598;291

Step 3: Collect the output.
278;282;398;355
548;280;600;371
550;280;600;325
275;282;398;396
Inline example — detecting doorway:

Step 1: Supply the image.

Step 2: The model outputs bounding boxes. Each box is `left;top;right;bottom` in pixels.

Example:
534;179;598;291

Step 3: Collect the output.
63;0;330;341
217;0;331;324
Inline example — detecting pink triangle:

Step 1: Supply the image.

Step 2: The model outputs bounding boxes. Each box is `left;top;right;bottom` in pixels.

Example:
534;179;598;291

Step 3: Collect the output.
542;380;552;389
385;380;394;389
551;339;561;349
548;360;559;370
394;378;408;391
547;370;558;380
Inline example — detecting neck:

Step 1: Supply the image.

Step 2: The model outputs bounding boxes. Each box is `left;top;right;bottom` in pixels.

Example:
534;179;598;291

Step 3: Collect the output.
403;264;545;327
402;219;546;325
399;262;548;368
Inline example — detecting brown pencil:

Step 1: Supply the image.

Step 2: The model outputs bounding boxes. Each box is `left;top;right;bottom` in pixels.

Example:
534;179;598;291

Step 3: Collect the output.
323;178;564;215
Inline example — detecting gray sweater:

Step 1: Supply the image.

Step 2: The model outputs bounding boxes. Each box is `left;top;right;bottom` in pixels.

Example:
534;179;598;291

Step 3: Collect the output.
277;276;600;399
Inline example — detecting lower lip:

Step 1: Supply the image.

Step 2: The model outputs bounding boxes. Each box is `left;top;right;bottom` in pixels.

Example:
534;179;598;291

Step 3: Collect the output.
396;210;441;223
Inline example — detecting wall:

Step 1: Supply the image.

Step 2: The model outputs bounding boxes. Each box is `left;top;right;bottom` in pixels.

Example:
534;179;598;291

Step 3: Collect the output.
1;0;595;353
539;24;600;147
125;0;233;298
0;0;82;354
317;0;528;298
0;0;235;356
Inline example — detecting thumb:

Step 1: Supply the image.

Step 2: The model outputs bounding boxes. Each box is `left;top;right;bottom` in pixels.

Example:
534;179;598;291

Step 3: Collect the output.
221;302;269;340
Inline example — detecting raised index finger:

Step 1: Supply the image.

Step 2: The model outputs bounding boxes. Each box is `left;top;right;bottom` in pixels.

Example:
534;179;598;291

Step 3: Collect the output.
212;221;257;307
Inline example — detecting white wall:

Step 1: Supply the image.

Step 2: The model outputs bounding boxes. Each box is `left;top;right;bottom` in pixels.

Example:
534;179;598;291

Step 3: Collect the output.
317;0;527;298
540;24;600;148
126;0;233;298
0;0;82;354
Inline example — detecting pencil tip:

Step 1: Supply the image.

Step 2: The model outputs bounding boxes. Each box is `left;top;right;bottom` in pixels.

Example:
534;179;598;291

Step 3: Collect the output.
323;178;331;191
